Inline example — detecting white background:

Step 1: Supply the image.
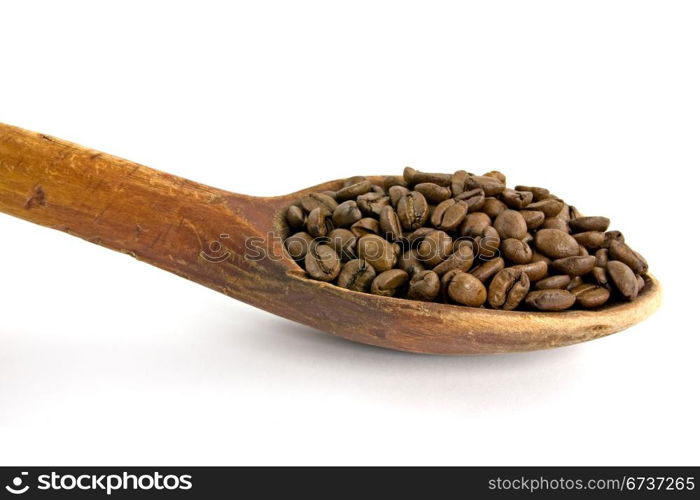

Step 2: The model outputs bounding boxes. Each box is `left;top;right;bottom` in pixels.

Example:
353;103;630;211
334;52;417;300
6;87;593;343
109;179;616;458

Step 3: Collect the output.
0;1;698;465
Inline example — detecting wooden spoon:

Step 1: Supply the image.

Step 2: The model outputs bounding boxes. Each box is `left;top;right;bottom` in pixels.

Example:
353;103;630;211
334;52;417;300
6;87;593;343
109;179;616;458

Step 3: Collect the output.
0;124;661;354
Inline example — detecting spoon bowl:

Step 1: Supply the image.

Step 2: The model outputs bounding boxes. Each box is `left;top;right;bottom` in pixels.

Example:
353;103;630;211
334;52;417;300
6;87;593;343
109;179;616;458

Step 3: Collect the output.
0;124;662;354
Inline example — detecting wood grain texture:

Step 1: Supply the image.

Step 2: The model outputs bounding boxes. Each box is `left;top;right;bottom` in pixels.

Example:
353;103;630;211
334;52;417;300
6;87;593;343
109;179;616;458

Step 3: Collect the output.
0;123;662;354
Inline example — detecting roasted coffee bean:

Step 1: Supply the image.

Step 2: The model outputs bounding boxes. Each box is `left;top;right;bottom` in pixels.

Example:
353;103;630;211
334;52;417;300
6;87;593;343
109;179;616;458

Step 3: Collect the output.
551;255;596;275
332;200;363;227
607;260;638;300
397;191;429;230
535;274;571;290
459;212;491;238
357;192;390;216
432;244;475;275
388;185;410;206
414;182;452;203
357;234;396;272
602;230;625;248
488;268;530;310
573;231;605;249
286;205;306;229
571;283;610;308
337;259;376;292
417;230;453;267
501;189;533;209
470;257;505;283
481;197;507;219
306;206;334;237
305;244;341;282
527;199;564;217
535;229;580;258
515;185;550;202
397;249;426;276
379;205;403;241
371;269;409;297
501;238;533;264
510;260;549;281
524;289;576;311
350;217;380;237
609;240;648;274
285;232;314;260
300;192;338;213
541;216;570;233
465;175;506;196
407;270;441;301
454;188;486;211
383;175;408;190
448;272;487;307
569;216;610;233
336;179;372;201
431;199;468;231
493;210;528;240
520;210;545;230
328;228;357;261
403;167;452;187
290;169;651;311
451;170;469;196
472;226;501;260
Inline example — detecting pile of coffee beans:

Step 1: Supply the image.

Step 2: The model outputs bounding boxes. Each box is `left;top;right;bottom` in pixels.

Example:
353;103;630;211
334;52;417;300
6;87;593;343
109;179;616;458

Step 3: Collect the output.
284;168;649;311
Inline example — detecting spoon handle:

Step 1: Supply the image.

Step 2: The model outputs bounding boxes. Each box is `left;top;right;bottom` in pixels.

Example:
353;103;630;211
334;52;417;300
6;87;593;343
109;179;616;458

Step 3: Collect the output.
0;123;286;299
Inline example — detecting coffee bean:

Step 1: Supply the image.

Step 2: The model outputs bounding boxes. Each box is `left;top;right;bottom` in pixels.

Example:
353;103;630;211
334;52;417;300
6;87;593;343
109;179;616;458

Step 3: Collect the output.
357;192;390;216
388;185;410;206
637;275;646;292
407;270;440;301
592;266;608;286
531;252;552;266
417;230;453;267
520;210;545;230
524;289;576;311
306;206;334;237
501;189;533;209
379;205;403;241
343;176;367;187
403;167;452;187
488;268;530;310
454;188;486;211
431;199;468;231
405;227;434;246
414;182;452;203
481;197;507;219
515;185;550;202
470;257;505;282
571;283;610;308
305;244;341;282
527;199;564;217
607;260;638;300
541;216;570;233
595;248;608;267
448;272;487;307
336;179;372;201
566;276;584;291
472;226;501;260
466;175;506;196
602;230;625;248
285;232;314;260
328;228;357;261
286;205;306;229
350;217;380;237
397;191;429;230
397;249;426;276
573;231;605;249
332;200;363;227
432;244;475;275
451;170;469;196
483;170;507;184
510;260;549;281
337;259;376;292
493;210;528;240
569;216;610;233
551;255;596;276
300;192;338;213
371;269;409;297
609;240;648;274
383;176;408;190
501;238;533;264
535;229;580;258
535;274;571;290
459;212;491;238
357;234;396;272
